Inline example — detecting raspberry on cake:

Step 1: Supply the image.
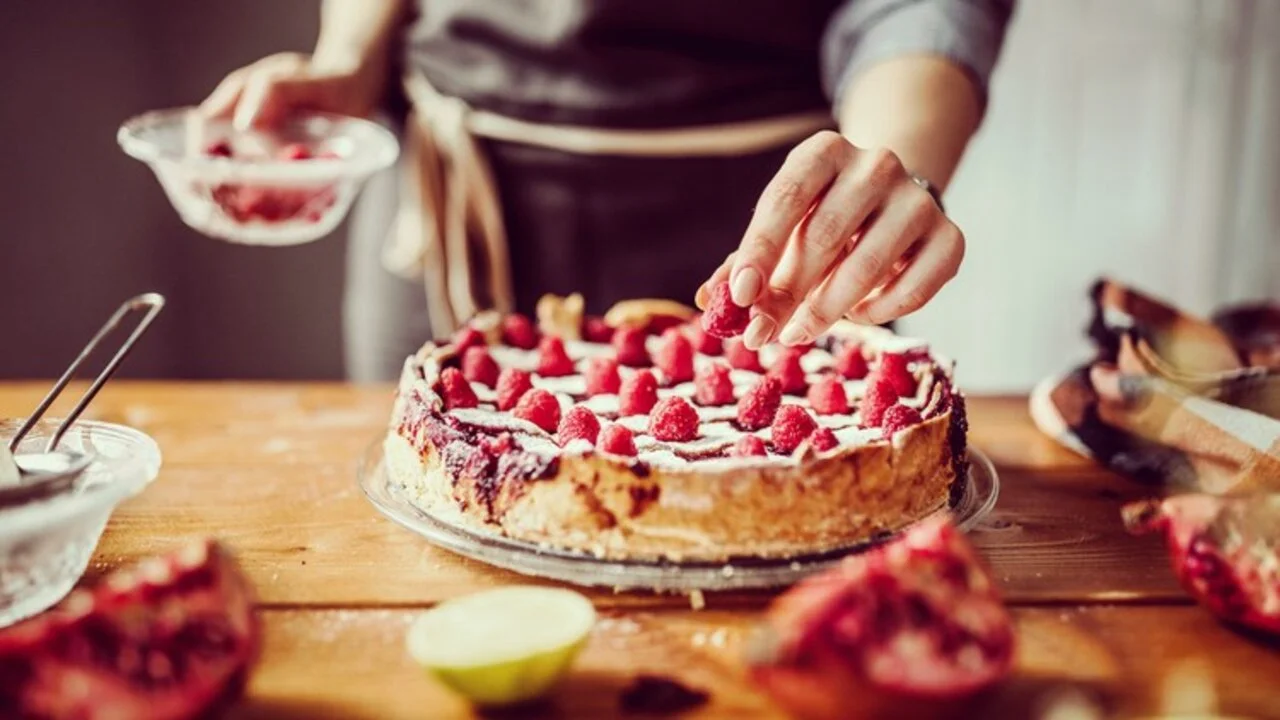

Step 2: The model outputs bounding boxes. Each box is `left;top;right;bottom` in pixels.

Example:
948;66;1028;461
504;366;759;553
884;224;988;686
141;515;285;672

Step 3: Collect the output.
686;323;723;356
582;315;614;343
462;347;500;387
496;368;534;411
619;370;659;416
859;380;900;428
737;376;784;431
558;406;602;446
649;396;699;442
514;388;561;432
585;356;622;396
597;423;638;457
877;352;918;397
654;327;695;383
771;405;818;454
502;314;539;349
811;427;838;451
384;294;966;563
768;348;808;395
807;376;849;415
694;363;735;406
453;327;486;354
725;338;764;372
537;336;576;377
438;367;478;410
732;435;768;457
881;404;924;438
836;342;869;379
612;326;651;367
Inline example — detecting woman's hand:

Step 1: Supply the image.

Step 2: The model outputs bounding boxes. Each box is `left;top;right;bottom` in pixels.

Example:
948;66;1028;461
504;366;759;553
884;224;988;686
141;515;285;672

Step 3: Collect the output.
696;131;964;350
199;51;385;130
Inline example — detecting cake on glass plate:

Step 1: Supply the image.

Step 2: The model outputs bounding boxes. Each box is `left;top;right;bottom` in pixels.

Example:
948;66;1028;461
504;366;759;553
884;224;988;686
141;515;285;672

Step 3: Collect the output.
383;289;968;563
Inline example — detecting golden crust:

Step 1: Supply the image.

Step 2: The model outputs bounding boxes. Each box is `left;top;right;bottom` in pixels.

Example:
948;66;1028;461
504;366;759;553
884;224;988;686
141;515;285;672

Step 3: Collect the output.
386;407;954;562
536;293;585;341
603;299;698;330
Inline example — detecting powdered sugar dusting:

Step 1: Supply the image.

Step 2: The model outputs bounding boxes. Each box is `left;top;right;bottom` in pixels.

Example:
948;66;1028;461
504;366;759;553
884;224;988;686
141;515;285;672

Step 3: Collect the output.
835;426;882;445
430;320;945;469
816;414;859;429
581;394;620;415
535;375;587;396
616;415;650;432
565;340;613;359
697;406;739;423
520;435;561;455
638;448;687;467
450;407;545;436
490;346;536;371
472;382;497;404
800;349;835;373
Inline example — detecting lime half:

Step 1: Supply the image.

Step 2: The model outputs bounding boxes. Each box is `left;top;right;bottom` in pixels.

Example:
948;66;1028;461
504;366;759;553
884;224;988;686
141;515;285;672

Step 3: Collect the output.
406;586;597;707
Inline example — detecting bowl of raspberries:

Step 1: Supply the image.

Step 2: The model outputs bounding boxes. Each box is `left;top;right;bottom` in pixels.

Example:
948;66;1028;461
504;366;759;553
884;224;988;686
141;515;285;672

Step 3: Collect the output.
118;108;399;246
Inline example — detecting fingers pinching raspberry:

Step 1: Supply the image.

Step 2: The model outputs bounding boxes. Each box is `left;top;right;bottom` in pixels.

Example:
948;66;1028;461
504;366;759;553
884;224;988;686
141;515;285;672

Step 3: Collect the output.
700;282;750;339
707;132;964;348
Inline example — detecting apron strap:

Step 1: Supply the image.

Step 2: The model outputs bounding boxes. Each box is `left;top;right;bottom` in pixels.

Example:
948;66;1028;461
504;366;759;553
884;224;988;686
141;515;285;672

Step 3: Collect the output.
384;69;835;339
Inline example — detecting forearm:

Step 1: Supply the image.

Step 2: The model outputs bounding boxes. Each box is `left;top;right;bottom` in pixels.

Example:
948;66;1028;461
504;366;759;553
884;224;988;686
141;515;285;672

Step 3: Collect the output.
313;0;409;74
837;55;984;192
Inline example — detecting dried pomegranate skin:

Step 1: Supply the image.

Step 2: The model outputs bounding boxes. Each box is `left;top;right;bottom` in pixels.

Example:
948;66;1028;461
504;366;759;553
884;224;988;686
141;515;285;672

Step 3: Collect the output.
0;539;260;720
1123;494;1280;637
747;517;1014;720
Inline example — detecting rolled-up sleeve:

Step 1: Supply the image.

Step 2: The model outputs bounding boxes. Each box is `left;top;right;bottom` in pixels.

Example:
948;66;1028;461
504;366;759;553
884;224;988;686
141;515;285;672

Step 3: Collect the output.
821;0;1016;110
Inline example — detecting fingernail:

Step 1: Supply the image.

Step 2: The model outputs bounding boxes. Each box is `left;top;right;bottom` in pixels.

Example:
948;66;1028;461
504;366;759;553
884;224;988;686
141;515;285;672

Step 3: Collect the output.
730;268;763;306
743;315;775;350
777;323;810;347
694;285;710;310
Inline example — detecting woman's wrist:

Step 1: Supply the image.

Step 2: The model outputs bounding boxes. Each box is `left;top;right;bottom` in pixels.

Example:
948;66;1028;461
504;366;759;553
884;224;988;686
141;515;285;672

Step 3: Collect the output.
312;0;405;78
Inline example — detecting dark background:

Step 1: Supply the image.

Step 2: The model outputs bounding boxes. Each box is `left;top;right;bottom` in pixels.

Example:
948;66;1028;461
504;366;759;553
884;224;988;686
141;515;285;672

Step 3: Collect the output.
2;2;1275;392
0;1;350;380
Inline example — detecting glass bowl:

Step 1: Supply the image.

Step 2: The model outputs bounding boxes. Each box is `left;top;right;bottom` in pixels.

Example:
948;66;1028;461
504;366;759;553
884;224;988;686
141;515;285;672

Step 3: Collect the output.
0;419;161;628
117;107;399;246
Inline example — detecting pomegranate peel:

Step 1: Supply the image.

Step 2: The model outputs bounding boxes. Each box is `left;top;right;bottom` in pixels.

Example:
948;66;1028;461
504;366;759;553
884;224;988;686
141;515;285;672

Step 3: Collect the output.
1123;494;1280;637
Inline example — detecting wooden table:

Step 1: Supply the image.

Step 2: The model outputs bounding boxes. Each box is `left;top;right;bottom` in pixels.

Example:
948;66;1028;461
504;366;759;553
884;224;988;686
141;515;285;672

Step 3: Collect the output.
4;382;1278;719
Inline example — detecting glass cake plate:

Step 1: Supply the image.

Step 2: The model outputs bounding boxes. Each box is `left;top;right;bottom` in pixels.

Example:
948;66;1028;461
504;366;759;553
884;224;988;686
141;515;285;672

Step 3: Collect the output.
358;442;999;592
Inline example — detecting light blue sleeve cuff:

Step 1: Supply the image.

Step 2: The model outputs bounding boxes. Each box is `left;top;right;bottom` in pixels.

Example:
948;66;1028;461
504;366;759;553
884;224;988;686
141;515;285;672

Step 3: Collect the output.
822;0;1016;112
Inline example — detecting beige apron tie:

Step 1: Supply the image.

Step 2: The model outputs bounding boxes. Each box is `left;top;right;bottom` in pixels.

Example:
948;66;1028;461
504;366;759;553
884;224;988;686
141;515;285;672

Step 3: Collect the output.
384;70;835;339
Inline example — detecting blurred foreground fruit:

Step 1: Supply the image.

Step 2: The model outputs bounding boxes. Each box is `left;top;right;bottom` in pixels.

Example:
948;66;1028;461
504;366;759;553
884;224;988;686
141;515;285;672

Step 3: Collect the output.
406;586;596;707
1124;494;1280;637
746;516;1015;720
0;539;260;720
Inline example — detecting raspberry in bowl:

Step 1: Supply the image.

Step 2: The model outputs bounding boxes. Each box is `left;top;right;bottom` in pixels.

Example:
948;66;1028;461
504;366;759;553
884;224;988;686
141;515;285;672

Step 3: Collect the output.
117;108;399;246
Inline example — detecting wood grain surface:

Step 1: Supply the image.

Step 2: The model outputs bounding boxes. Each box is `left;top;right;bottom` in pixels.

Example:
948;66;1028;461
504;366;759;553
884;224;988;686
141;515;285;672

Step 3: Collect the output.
1;382;1274;719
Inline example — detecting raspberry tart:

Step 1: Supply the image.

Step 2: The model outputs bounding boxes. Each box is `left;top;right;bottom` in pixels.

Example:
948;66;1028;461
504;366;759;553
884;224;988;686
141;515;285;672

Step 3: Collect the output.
384;293;968;563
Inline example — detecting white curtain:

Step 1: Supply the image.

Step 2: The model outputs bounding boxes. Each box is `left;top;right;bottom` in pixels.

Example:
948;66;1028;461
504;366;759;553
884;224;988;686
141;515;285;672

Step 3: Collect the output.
900;0;1280;393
